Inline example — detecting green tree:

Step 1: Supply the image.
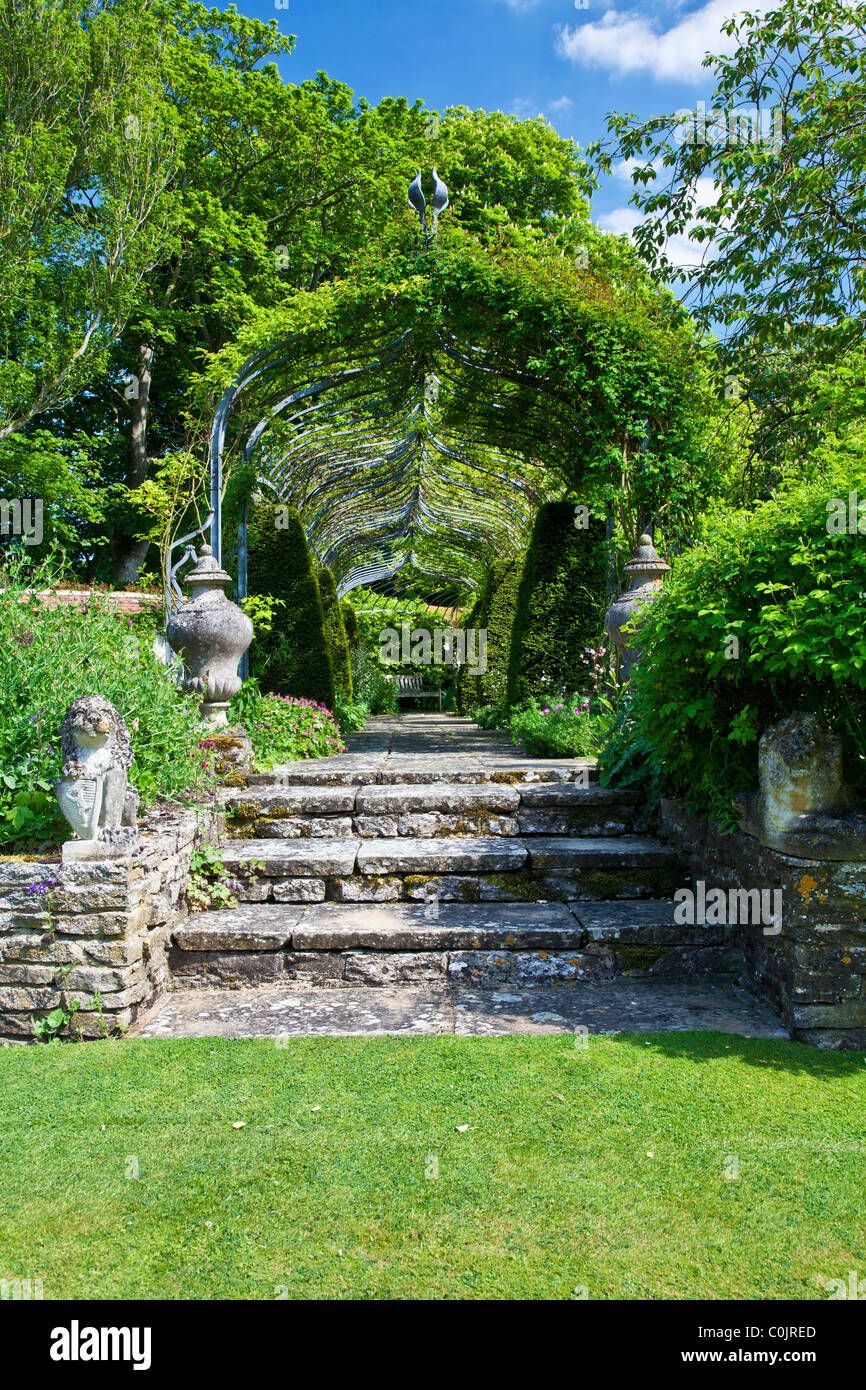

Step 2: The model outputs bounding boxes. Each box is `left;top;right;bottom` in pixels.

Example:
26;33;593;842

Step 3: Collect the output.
592;0;866;485
0;0;177;443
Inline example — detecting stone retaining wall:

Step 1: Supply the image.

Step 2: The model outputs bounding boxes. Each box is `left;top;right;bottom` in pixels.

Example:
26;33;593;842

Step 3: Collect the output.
0;807;218;1040
659;799;866;1049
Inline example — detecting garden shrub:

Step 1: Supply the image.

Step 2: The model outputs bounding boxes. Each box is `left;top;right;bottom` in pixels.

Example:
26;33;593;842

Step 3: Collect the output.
350;644;398;715
0;557;215;846
509;698;610;758
598;440;866;828
246;502;335;709
506;502;608;707
318;567;353;700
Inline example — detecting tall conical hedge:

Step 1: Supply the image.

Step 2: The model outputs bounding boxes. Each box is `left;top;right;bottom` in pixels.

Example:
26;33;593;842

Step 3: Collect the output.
456;555;523;713
246;502;335;708
506;501;608;706
318;567;353;700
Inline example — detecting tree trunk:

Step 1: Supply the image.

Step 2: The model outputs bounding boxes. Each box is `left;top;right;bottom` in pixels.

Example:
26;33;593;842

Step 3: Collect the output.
110;342;154;586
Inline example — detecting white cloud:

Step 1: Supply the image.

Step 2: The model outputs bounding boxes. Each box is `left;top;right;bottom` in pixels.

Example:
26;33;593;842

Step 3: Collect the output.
598;205;708;268
598;169;720;270
557;1;768;83
549;95;575;114
511;97;545;119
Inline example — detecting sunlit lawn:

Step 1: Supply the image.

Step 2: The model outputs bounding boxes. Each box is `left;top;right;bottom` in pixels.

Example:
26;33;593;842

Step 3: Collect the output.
1;1032;863;1300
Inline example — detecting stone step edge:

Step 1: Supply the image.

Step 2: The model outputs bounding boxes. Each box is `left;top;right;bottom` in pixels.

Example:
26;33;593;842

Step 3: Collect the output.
216;836;680;877
242;765;600;788
221;784;632;813
172;901;687;953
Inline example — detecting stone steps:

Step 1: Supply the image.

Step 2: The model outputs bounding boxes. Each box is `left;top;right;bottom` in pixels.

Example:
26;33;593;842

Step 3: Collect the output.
168;900;738;991
223;782;642;840
216;834;682;905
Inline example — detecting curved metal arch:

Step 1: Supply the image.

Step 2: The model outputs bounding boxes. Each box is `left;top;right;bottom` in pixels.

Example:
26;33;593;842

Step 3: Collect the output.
208;314;574;606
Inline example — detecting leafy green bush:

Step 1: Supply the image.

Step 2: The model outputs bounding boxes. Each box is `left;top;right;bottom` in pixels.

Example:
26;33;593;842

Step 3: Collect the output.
0;557;215;846
226;690;344;770
349;644;398;715
334;696;370;733
318;567;353;700
506;502;608;707
246;502;335;708
598;442;866;827
508;698;609;758
472;695;608;758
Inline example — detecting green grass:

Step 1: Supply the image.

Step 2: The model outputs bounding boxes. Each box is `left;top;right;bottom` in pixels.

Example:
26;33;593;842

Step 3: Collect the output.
1;1033;864;1300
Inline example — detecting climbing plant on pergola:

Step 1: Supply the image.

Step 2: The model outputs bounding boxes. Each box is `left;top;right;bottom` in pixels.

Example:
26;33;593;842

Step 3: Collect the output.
199;223;713;603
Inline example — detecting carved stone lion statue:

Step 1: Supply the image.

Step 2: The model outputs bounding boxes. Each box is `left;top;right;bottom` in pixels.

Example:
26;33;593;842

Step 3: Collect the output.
58;695;139;842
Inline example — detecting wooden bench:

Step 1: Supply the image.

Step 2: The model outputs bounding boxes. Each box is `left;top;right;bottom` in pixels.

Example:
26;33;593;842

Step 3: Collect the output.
388;674;443;710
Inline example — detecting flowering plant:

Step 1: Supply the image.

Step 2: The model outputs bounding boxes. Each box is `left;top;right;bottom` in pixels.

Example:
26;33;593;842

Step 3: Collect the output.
228;688;345;769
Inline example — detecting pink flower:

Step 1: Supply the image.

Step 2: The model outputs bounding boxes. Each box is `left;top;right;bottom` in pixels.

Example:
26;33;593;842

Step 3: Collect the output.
131;717;140;732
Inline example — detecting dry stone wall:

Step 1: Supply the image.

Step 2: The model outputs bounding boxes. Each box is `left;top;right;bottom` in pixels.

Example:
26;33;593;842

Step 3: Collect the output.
659;798;866;1049
0;807;218;1040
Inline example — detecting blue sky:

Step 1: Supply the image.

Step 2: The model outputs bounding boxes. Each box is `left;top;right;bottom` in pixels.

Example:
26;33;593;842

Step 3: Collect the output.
237;0;760;262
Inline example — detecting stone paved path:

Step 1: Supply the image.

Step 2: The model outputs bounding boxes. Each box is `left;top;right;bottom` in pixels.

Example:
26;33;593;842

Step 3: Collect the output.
133;714;789;1042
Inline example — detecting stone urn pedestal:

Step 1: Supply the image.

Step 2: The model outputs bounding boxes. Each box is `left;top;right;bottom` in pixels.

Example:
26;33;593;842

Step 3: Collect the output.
166;545;254;726
604;534;671;682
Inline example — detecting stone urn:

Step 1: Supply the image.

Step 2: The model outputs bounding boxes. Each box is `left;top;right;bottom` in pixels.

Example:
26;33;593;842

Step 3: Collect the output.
604;533;670;682
165;545;253;725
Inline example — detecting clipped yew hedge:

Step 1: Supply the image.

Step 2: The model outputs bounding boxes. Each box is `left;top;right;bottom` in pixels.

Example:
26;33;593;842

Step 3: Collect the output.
506;502;608;706
318;567;353;700
456;555;523;712
247;502;335;709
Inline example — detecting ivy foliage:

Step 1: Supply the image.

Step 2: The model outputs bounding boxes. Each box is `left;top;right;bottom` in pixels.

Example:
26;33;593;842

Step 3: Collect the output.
506;503;608;707
246;502;335;709
598;428;866;827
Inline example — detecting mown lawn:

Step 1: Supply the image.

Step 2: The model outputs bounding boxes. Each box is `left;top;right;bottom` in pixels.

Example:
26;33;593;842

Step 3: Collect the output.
0;1032;863;1300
